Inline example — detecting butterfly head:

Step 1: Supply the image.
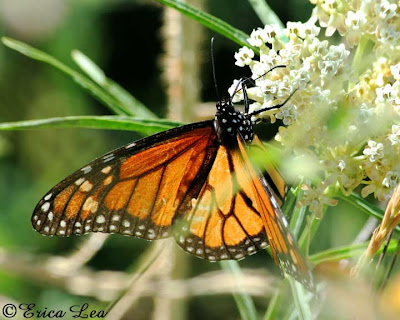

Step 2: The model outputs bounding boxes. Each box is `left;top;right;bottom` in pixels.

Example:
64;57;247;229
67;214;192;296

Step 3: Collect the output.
214;99;254;147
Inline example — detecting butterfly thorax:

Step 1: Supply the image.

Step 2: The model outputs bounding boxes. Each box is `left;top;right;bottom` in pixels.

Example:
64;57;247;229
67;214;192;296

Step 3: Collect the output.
214;99;254;148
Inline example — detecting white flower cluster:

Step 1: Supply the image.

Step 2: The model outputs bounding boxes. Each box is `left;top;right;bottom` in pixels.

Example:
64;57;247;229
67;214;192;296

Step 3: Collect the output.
311;0;400;53
231;4;400;216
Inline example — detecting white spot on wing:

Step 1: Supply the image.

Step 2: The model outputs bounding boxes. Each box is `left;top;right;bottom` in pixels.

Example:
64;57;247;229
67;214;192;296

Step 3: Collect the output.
103;154;115;162
101;166;112;174
80;180;93;192
41;202;50;212
125;142;137;149
75;178;85;186
96;215;106;224
81;165;92;174
44;193;52;201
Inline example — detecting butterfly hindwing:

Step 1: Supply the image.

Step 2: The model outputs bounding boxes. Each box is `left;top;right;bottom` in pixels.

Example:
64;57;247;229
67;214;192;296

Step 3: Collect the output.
172;143;270;261
32;121;218;239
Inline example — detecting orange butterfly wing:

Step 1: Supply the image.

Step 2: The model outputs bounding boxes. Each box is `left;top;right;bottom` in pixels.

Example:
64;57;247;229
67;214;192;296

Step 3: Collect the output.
32;121;313;289
172;144;270;261
32;122;218;239
236;135;314;290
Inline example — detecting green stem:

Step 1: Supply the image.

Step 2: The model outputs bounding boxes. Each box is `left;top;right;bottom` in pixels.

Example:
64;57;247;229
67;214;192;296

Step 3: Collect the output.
247;0;284;29
299;212;323;254
351;35;369;79
220;261;258;320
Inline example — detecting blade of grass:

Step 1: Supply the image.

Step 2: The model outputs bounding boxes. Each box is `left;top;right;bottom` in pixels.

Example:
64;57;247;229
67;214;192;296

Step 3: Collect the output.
220;261;258;320
0;116;182;136
71;50;157;119
310;240;398;265
2;37;140;117
154;0;258;52
264;289;282;320
247;0;284;30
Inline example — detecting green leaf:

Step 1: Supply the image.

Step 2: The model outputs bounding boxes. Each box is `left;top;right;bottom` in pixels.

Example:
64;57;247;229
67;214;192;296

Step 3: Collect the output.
0;116;182;136
1;37;149;117
154;0;258;52
220;261;258;320
71;50;157;119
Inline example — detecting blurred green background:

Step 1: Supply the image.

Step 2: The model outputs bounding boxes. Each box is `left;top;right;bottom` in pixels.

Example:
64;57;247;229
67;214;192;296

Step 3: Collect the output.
0;0;375;319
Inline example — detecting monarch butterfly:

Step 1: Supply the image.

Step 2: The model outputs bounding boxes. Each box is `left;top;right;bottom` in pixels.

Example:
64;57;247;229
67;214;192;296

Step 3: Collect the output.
31;66;314;291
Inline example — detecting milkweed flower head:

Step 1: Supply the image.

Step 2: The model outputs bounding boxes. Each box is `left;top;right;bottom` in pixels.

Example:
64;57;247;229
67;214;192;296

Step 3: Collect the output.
230;0;400;217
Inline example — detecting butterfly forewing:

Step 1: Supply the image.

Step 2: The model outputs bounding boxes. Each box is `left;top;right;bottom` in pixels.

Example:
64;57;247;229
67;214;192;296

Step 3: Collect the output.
236;135;314;290
32;121;217;239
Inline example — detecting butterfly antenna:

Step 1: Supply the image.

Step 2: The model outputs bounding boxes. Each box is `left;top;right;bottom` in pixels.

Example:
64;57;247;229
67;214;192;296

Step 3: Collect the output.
232;65;286;97
211;37;220;101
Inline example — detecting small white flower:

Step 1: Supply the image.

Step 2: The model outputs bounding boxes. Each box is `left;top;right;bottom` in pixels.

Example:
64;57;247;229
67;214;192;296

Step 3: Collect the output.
275;104;298;125
251;61;272;79
338;160;346;171
289;68;311;89
261;25;281;43
248;28;270;47
363;140;385;162
379;24;400;44
376;83;397;103
375;0;398;20
356;103;373;123
345;10;367;30
391;63;400;80
308;38;329;57
382;171;399;188
389;125;400;145
234;46;254;67
228;80;244;102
